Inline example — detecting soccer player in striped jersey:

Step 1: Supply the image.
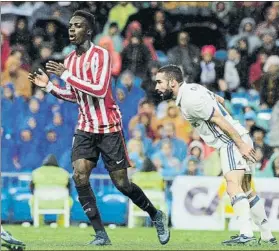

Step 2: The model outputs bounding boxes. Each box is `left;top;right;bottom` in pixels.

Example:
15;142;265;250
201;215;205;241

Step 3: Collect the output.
28;10;169;246
1;225;25;250
155;65;277;246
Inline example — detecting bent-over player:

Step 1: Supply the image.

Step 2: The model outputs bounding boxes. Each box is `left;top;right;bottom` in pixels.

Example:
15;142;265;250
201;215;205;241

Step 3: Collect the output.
155;64;277;246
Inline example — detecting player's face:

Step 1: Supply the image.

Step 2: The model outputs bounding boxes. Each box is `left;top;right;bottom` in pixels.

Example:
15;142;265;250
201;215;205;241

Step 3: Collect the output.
155;72;174;101
68;16;91;45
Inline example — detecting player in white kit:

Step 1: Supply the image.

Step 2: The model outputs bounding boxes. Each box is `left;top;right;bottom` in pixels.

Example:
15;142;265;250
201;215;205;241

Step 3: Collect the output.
1;225;25;250
155;65;277;246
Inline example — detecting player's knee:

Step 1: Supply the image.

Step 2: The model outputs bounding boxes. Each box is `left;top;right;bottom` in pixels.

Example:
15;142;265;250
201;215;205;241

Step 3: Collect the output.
225;172;243;197
241;174;251;192
114;180;133;196
72;168;90;186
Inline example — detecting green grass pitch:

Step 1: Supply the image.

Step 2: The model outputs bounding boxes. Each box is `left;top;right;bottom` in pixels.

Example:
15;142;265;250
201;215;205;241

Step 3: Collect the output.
2;225;279;250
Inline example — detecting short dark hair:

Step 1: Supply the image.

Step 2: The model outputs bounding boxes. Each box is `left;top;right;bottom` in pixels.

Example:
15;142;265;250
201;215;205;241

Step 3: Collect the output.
72;10;95;30
157;64;184;83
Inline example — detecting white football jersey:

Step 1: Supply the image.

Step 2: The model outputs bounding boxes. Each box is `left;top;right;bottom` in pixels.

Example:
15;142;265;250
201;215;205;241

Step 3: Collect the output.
176;83;248;149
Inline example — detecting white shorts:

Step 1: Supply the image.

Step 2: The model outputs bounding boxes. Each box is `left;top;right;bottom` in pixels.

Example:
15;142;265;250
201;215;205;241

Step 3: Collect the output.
220;134;254;175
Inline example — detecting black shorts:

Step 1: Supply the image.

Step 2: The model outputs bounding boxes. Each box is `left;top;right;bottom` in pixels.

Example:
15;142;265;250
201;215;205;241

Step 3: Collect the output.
71;130;131;172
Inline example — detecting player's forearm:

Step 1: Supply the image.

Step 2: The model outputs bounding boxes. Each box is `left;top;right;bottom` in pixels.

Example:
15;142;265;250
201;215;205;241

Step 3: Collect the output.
45;81;77;103
61;70;109;98
211;116;244;148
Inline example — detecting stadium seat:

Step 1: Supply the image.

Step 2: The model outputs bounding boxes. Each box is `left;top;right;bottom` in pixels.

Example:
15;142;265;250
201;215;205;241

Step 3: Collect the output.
256;109;272;131
10;188;32;222
98;186;128;225
1;189;11;221
32;187;71;227
128;172;167;228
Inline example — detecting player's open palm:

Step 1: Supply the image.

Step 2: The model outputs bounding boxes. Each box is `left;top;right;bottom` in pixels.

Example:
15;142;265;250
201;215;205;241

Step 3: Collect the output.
28;69;49;88
238;142;257;163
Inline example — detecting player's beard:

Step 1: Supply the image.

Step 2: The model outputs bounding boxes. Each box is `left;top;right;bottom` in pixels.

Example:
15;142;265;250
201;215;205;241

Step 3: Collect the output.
160;88;174;101
160;81;174;101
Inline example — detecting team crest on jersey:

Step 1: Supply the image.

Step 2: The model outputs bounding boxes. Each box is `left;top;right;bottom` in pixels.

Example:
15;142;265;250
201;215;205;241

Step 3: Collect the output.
85;62;90;71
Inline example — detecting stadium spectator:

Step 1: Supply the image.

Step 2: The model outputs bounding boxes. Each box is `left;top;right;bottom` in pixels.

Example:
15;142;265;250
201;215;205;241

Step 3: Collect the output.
1;127;15;172
43;126;67;156
269;100;279;148
258;55;279;108
255;7;279;37
167;31;200;82
250;125;273;160
257;30;279;57
122;31;152;79
148;10;173;52
115;71;145;136
1;55;32;98
108;2;137;32
228;18;262;55
154;122;187;162
198;45;224;91
44;20;67;53
188;140;205;162
151;139;182;178
13;127;42;172
181;155;203;176
249;50;267;87
130;124;154;157
231;2;264;34
159;101;192;144
129;99;159;135
224;47;250;91
25;97;47;130
1;83;25;131
127;138;145;172
10;45;31;72
244;110;257;133
31;42;54;72
9;16;31;50
254;145;268;172
1;32;11;71
271;154;279;178
141;61;161;103
29;28;45;61
123;21;158;60
95;22;123;53
210;2;235;29
98;36;122;76
258;152;279;178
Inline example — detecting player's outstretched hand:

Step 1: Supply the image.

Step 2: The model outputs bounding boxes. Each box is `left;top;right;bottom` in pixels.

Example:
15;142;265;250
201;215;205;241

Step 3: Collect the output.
46;61;66;77
238;142;257;163
28;69;49;88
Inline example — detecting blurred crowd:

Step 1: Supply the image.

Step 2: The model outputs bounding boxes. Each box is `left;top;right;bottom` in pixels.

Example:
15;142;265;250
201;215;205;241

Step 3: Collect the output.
1;1;279;179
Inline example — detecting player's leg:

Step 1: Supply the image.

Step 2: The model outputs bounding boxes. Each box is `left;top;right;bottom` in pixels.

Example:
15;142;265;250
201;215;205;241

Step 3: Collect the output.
220;142;256;246
1;225;26;250
71;130;111;246
242;174;277;245
100;131;170;245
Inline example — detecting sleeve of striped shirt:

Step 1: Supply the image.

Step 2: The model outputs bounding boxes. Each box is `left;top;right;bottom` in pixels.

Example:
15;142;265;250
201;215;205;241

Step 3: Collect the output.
60;48;111;98
44;81;77;103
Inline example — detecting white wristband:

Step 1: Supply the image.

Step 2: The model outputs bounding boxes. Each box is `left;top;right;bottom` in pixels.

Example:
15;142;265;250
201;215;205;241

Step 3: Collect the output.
60;70;72;81
45;81;54;93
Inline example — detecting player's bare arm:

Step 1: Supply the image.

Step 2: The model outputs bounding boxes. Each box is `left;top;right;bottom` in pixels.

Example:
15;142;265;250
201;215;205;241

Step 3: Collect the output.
209;109;256;163
215;94;225;105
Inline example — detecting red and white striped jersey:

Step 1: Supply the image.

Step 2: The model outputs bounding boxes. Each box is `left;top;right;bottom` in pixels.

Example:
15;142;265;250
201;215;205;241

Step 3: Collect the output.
45;43;122;134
